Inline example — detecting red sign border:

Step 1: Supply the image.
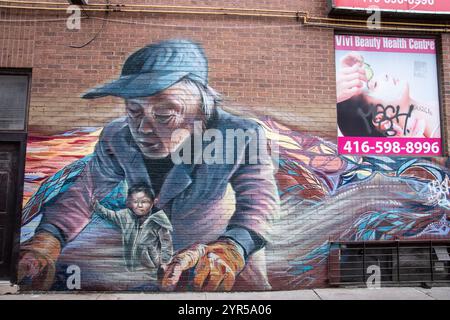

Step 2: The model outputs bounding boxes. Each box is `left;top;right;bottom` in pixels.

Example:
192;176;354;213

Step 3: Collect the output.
329;0;450;15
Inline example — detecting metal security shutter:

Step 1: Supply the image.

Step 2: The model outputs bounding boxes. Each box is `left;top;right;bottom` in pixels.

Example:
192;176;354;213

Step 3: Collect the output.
328;241;450;286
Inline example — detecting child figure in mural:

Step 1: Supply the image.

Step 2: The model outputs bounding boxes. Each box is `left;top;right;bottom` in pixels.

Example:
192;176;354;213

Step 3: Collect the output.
93;184;173;276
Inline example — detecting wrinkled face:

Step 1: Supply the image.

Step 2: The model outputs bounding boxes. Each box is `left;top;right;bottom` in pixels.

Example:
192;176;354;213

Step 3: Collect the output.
365;73;410;110
127;191;153;216
125;82;202;159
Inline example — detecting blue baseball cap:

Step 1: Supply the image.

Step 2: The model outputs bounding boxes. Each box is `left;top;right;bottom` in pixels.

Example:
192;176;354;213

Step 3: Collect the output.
82;39;208;99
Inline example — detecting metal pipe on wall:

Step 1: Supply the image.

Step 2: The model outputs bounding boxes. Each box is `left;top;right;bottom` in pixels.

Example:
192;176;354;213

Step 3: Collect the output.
0;0;448;33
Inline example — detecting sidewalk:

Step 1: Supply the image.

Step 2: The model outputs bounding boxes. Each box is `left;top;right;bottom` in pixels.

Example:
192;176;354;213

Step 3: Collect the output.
0;283;449;300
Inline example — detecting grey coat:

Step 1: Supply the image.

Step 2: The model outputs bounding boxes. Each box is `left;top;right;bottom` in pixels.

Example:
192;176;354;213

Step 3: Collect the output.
38;107;281;290
94;201;173;272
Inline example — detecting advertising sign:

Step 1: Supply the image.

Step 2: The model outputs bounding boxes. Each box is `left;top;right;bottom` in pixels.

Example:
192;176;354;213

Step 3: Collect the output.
335;34;442;156
332;0;450;15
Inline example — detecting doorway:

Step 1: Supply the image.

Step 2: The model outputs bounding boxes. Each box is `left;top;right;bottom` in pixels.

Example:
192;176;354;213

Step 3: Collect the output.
0;70;30;282
0;142;20;280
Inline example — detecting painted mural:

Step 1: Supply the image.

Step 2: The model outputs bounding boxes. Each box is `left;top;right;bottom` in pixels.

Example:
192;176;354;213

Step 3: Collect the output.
18;39;450;291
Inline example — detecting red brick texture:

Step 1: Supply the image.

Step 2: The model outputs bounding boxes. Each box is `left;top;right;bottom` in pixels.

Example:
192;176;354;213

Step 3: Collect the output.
2;1;450;292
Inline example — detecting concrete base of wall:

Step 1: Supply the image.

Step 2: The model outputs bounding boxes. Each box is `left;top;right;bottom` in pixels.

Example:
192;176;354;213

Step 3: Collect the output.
1;287;449;300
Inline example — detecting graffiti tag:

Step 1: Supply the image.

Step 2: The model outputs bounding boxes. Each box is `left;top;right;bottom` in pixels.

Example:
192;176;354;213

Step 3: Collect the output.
372;104;414;137
356;103;414;136
426;175;450;208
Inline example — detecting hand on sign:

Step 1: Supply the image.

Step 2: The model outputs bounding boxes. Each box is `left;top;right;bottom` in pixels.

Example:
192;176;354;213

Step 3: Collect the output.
336;52;368;103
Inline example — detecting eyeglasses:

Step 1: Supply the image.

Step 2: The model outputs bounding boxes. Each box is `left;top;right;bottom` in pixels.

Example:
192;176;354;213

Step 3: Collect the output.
125;98;181;124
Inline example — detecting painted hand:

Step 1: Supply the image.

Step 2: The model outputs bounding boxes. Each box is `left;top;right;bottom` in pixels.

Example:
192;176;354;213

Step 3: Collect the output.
160;239;245;292
336;52;368;103
17;232;61;290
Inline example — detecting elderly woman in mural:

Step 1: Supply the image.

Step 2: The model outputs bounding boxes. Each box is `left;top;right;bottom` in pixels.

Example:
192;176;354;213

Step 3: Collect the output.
336;51;441;138
17;39;450;292
18;39;281;291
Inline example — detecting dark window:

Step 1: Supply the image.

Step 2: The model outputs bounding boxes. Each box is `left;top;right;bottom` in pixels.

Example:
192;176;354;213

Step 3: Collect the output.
0;75;29;131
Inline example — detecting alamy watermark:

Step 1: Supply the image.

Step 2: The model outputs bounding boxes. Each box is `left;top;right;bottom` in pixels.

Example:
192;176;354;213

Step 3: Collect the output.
66;1;89;31
367;6;381;30
366;265;381;289
66;264;81;290
170;121;279;169
66;5;82;30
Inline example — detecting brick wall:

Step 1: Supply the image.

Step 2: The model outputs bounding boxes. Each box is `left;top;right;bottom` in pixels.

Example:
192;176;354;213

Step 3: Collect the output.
1;1;448;143
2;1;450;291
0;1;342;139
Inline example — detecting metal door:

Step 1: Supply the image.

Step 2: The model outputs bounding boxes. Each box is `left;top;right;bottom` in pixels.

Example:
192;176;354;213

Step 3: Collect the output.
0;142;19;279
